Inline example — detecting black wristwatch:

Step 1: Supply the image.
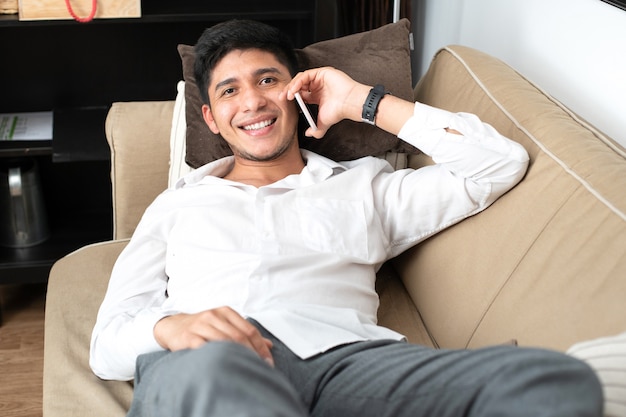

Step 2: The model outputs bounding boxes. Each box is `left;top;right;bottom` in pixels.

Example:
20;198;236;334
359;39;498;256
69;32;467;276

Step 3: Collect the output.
361;84;389;125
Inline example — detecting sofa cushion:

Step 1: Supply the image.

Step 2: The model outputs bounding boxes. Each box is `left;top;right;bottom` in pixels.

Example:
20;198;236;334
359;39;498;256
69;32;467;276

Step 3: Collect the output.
105;101;174;240
395;45;626;352
168;81;193;185
178;18;416;168
44;240;133;417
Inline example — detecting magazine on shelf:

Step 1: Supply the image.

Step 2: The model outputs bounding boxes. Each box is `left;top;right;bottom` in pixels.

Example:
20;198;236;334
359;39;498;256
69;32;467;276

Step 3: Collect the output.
0;111;53;141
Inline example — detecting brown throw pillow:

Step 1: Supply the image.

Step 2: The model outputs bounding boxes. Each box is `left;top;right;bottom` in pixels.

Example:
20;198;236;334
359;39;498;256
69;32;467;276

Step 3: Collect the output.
179;18;416;168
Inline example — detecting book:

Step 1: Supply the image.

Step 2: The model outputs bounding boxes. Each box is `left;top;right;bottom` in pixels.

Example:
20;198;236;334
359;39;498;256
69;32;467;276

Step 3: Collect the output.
0;111;53;141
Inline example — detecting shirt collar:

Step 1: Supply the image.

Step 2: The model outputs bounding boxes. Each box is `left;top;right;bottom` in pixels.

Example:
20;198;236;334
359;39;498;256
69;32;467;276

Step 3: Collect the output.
301;149;347;181
174;150;348;190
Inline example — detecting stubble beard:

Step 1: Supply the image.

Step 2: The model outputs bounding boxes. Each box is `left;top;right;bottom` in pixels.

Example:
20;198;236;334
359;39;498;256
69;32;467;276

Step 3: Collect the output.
232;129;298;163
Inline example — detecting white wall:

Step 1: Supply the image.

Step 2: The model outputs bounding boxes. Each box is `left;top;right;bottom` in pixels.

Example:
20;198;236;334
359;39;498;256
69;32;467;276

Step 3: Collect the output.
414;0;626;147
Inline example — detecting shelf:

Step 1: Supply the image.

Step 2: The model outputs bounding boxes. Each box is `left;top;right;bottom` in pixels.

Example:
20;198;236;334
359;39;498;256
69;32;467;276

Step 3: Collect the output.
0;7;317;115
0;11;312;26
0;156;112;284
0;141;52;158
0;0;315;27
53;107;110;162
0;210;112;284
0;107;110;161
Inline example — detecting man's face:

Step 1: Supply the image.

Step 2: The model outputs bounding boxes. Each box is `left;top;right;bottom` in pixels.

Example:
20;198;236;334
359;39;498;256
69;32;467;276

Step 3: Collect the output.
202;48;300;162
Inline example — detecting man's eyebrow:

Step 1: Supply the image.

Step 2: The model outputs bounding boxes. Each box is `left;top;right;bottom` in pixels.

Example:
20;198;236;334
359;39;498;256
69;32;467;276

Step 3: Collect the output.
255;67;283;77
213;67;284;93
214;77;237;93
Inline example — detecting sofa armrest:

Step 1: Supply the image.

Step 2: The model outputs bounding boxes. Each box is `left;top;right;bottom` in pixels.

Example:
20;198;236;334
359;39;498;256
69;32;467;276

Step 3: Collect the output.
105;101;174;240
43;240;132;417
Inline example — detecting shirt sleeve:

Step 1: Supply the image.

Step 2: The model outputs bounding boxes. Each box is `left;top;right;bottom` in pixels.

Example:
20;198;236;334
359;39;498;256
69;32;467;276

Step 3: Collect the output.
89;194;177;381
379;101;529;257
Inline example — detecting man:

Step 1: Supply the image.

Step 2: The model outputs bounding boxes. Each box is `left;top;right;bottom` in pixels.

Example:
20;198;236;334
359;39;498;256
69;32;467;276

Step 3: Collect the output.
90;20;602;417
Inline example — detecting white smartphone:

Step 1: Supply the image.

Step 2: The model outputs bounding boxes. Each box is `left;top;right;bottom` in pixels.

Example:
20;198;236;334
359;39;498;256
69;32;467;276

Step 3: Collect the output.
294;92;318;131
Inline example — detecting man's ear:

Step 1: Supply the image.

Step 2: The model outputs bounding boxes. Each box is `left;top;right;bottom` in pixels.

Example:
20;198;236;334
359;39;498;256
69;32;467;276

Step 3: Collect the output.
201;104;220;134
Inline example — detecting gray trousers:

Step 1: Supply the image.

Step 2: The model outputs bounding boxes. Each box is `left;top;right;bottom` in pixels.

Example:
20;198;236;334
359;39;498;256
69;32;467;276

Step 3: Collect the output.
127;322;603;417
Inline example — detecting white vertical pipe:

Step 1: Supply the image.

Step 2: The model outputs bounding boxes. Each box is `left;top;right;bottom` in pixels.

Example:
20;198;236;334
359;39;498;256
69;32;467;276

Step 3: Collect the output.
393;0;401;22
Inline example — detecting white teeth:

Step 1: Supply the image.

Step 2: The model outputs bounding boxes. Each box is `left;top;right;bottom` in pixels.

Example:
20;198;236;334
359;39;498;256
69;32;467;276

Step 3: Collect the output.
242;119;274;131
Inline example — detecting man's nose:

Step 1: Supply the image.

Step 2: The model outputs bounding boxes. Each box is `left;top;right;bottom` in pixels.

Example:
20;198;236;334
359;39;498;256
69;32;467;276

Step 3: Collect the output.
241;88;267;112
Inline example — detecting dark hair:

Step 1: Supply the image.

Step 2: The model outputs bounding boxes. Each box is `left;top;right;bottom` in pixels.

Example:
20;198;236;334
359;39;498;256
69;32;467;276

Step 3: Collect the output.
194;20;299;106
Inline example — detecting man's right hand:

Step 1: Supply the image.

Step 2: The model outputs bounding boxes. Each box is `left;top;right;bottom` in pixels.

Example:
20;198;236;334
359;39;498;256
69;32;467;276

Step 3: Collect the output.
153;306;275;367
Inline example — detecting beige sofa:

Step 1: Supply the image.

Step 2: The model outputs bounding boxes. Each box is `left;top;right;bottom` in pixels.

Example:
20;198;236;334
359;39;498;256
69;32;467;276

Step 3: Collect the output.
43;45;626;417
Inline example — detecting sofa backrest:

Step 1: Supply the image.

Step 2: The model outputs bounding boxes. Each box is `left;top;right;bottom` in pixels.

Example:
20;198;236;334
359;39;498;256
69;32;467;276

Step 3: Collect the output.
105;101;174;239
394;45;626;351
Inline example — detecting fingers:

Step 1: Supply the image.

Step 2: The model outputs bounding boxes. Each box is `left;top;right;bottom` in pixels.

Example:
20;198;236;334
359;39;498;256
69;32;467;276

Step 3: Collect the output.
281;68;338;138
153;307;275;367
304;125;328;139
283;67;369;136
206;308;275;366
283;67;330;101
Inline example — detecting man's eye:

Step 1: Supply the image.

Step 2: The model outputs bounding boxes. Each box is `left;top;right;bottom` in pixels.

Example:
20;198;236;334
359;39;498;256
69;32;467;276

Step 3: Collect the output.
222;87;235;96
260;77;275;85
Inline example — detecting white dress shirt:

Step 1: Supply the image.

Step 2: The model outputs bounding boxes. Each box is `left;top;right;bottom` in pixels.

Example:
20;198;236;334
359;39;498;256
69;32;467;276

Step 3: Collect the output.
90;102;529;381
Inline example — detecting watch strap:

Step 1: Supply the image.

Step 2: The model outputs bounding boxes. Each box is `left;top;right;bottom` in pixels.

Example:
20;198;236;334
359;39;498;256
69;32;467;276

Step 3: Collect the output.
361;84;388;125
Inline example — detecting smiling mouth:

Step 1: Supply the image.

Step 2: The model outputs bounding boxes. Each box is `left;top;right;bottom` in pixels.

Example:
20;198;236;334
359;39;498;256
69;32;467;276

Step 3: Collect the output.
241;118;277;131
